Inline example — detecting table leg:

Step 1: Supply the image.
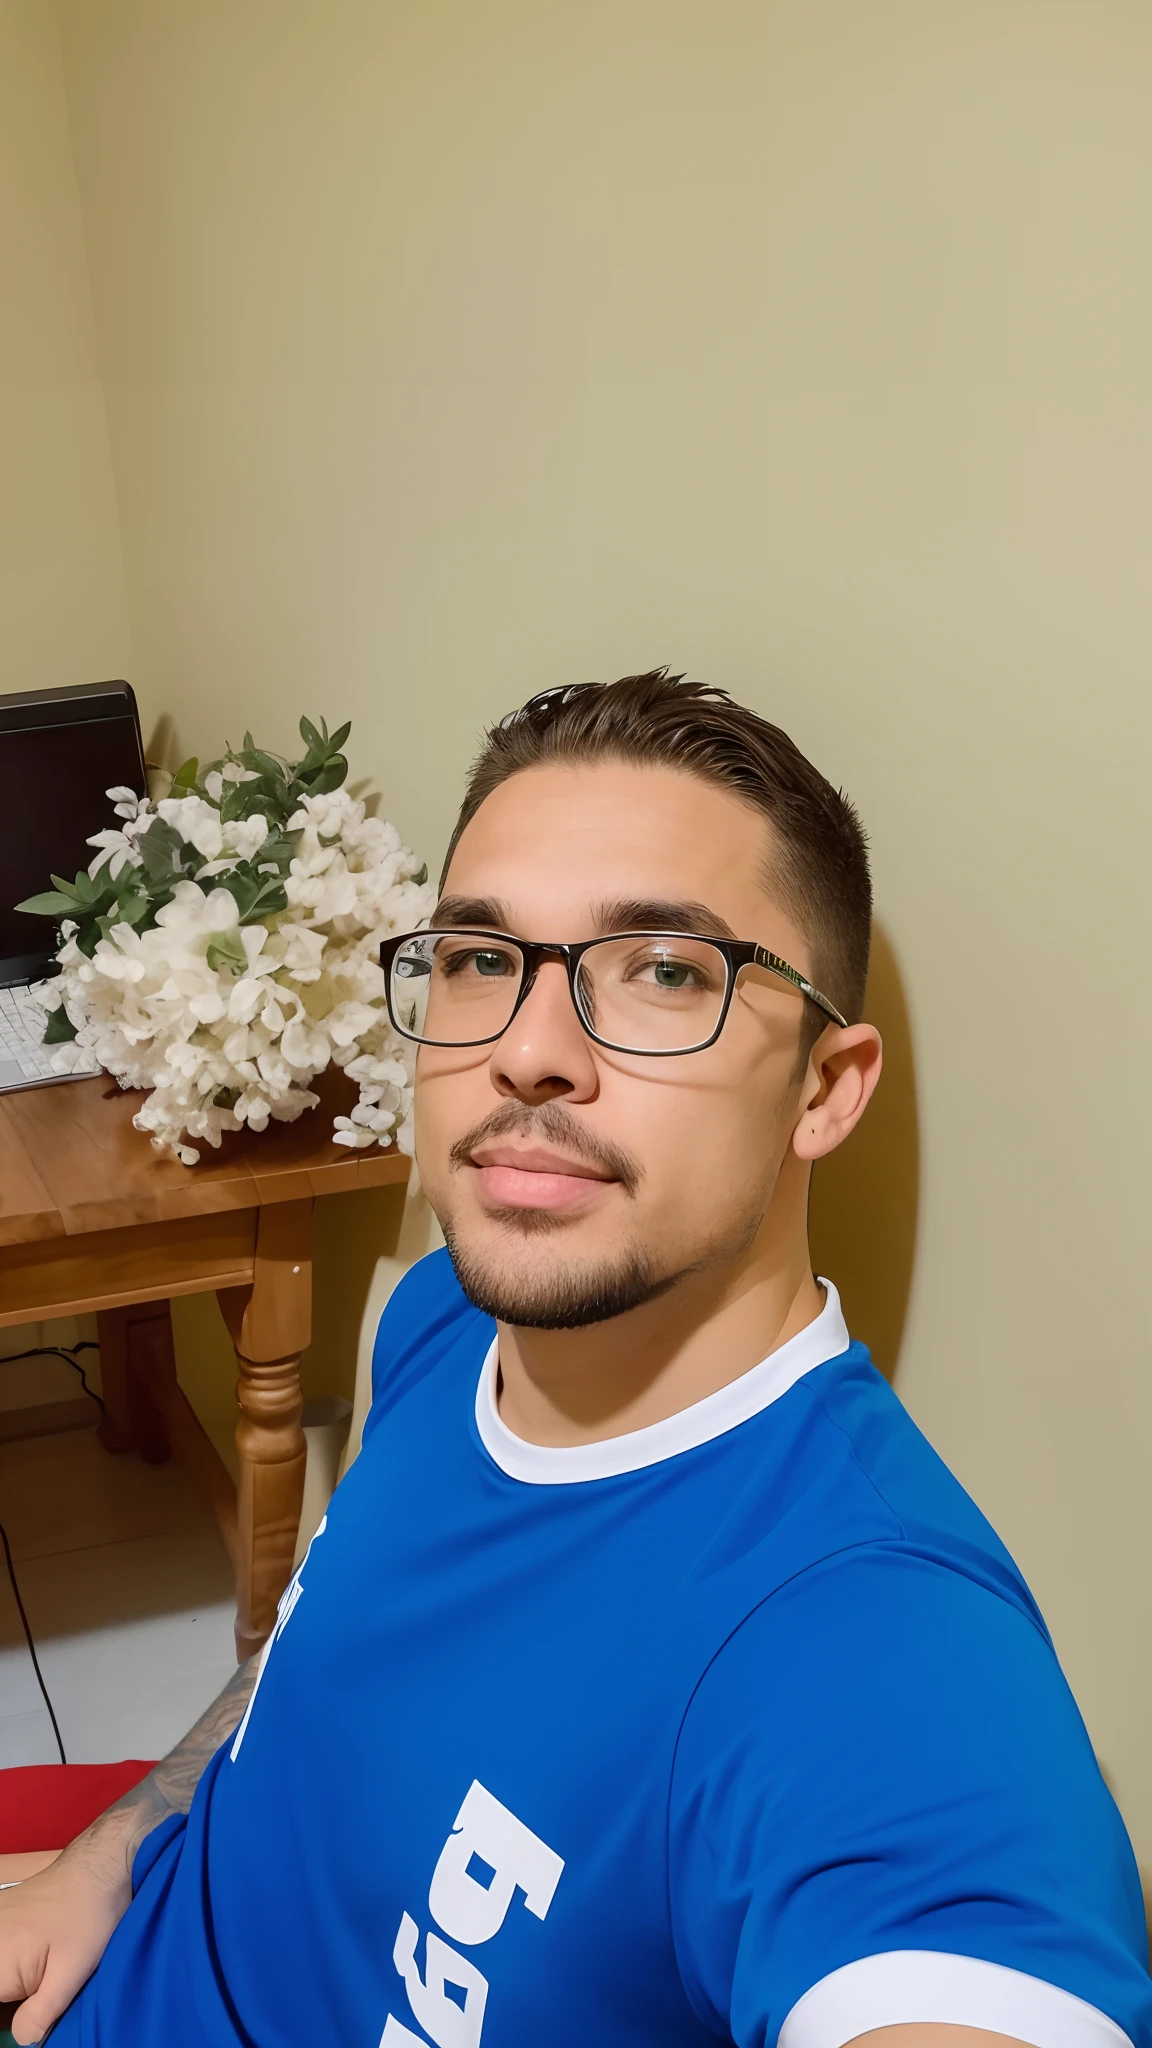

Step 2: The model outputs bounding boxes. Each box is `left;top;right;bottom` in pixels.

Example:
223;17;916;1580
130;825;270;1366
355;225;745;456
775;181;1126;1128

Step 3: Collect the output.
218;1199;312;1661
95;1303;174;1463
94;1306;134;1454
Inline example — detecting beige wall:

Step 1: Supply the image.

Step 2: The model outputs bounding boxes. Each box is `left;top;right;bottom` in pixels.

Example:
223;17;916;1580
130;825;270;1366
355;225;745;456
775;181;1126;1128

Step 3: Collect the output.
48;0;1151;1857
0;0;129;695
0;0;130;1386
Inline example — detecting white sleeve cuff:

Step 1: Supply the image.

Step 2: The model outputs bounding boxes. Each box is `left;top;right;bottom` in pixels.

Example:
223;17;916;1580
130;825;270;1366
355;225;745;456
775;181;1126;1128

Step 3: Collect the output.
779;1950;1134;2048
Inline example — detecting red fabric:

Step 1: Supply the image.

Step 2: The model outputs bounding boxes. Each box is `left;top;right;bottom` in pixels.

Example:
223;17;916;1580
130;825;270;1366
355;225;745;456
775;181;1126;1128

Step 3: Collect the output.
0;1762;156;1852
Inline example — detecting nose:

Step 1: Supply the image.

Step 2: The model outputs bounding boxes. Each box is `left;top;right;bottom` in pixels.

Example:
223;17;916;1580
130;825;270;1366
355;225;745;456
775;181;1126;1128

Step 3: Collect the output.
488;958;600;1105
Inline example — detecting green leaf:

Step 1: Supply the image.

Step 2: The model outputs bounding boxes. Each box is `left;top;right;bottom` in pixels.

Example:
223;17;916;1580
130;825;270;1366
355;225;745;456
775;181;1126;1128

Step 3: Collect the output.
309;755;348;795
42;1004;79;1044
121;882;173;933
236;746;285;782
72;873;117;916
290;714;351;795
219;775;285;824
74;924;101;959
169;756;200;797
219;865;289;925
107;864;151;921
136;815;186;882
114;890;151;926
411;863;428;886
14;890;80;918
206;929;248;975
48;874;82;900
291;741;349;798
242;879;289;925
240;872;284;921
217;778;251;823
251;826;301;873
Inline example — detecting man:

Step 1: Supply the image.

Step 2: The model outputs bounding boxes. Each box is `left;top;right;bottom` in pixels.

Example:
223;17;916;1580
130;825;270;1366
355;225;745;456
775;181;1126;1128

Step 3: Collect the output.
2;671;1148;2048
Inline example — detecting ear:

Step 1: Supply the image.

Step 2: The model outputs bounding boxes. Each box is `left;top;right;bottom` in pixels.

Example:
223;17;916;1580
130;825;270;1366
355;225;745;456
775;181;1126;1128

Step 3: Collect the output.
791;1023;883;1164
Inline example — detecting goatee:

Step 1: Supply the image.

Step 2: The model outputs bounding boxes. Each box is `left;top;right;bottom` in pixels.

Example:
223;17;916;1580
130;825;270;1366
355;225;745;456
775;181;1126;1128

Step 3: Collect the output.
442;1226;680;1331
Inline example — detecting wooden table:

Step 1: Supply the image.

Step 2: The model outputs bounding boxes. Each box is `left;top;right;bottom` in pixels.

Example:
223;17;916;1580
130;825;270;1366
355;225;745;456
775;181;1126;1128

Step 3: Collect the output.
0;1068;409;1658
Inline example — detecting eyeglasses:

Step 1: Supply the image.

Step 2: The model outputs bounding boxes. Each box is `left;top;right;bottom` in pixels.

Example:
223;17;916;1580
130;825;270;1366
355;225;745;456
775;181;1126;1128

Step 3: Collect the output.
378;929;846;1057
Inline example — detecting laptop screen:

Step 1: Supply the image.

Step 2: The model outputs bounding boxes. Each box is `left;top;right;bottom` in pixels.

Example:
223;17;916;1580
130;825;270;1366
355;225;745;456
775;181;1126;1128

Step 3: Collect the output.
0;683;147;985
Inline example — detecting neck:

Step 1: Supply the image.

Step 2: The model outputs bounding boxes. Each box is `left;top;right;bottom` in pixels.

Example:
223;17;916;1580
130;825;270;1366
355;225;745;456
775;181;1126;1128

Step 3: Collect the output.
495;1183;823;1450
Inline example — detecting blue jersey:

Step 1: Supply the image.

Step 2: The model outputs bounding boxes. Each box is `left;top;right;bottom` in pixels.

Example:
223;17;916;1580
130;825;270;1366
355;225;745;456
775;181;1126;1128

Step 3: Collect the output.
56;1251;1149;2048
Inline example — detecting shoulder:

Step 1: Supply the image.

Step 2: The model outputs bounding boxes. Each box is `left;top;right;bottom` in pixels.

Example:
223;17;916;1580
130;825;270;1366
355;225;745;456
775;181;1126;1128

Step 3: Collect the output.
677;1538;1067;1771
797;1348;1047;1627
363;1247;493;1440
670;1543;1149;2045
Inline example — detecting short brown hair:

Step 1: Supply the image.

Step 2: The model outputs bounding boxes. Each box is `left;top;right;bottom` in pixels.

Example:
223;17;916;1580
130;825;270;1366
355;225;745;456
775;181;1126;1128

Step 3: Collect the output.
443;670;872;1043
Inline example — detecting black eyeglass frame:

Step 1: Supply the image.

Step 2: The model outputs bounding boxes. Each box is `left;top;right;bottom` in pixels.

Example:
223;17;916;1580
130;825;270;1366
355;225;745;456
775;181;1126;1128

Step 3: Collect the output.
378;929;847;1056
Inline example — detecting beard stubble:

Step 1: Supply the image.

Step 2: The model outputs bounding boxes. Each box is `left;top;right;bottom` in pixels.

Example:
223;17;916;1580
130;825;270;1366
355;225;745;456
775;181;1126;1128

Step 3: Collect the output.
439;1098;760;1331
440;1098;672;1330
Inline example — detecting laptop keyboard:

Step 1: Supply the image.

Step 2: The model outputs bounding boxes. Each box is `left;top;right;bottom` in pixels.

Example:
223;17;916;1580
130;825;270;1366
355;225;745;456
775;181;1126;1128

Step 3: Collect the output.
0;981;101;1092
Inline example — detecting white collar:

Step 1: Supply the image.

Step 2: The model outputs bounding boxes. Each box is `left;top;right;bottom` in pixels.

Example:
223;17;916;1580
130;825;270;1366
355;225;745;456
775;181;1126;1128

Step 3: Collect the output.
474;1279;850;1486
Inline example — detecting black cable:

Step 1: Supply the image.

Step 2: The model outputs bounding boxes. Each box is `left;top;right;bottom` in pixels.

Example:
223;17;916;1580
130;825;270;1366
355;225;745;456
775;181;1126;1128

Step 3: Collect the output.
0;1340;103;1768
0;1342;105;1417
0;1342;98;1353
0;1516;66;1765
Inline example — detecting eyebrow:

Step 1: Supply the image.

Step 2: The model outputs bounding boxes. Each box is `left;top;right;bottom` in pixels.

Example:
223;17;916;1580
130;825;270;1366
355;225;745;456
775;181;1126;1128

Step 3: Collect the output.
593;898;738;940
432;895;516;930
431;894;738;941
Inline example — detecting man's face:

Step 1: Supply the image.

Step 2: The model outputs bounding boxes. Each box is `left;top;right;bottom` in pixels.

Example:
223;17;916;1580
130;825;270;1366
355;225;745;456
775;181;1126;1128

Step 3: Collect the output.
414;761;821;1328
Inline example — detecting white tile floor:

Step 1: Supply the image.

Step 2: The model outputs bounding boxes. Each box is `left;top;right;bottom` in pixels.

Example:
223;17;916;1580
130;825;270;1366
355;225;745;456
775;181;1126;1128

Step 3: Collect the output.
0;1424;238;1767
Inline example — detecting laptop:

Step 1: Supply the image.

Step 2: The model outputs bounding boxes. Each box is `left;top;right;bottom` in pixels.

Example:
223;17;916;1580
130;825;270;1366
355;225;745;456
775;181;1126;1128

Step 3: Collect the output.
0;681;147;1092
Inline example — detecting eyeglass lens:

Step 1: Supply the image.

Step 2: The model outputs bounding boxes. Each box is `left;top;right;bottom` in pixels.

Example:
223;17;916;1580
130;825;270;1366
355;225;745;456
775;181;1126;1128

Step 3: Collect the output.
390;932;730;1053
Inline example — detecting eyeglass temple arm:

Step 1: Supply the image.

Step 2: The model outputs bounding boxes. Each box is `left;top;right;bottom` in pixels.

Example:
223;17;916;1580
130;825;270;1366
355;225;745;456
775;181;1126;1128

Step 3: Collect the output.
752;947;848;1029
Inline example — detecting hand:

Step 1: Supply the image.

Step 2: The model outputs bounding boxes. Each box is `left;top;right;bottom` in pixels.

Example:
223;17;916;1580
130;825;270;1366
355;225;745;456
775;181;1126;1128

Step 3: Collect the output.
0;1653;259;2042
0;1816;135;2045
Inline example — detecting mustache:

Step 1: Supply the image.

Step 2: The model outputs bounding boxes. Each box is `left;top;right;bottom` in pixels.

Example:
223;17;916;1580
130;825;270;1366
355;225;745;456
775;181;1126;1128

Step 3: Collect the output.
448;1099;642;1199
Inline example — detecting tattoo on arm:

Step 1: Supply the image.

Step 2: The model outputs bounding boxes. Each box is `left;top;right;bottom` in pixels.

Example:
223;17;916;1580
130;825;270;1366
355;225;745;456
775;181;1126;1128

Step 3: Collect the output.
83;1656;260;1877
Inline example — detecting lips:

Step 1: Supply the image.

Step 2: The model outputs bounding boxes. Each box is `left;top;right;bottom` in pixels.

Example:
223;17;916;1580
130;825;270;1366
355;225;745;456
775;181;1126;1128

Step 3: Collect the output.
467;1142;615;1213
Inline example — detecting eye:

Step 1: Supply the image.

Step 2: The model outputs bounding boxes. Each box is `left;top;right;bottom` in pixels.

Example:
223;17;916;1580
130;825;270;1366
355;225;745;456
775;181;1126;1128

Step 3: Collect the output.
473;949;512;977
652;958;694;989
440;945;517;978
626;948;711;991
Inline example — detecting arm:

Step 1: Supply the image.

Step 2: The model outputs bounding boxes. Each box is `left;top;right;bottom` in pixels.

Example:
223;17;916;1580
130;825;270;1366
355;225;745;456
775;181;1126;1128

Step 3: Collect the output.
0;1654;258;2047
850;2034;1028;2048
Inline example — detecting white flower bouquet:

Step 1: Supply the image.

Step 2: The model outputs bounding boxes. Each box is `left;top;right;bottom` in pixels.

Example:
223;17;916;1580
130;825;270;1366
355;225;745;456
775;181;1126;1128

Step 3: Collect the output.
16;717;435;1165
